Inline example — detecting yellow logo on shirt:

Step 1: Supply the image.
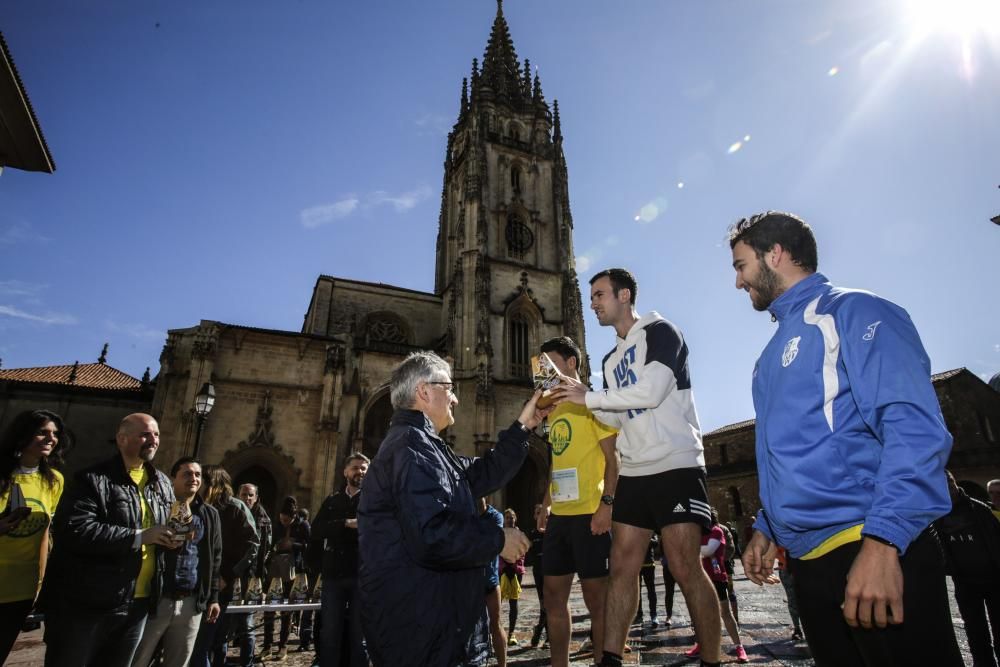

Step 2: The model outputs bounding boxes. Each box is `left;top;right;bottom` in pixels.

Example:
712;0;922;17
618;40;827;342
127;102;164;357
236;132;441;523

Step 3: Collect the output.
550;418;573;455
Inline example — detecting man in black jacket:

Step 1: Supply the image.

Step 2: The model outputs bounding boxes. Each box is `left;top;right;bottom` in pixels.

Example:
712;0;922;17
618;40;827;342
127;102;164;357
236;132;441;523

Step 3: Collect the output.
235;482;272;665
312;451;369;666
41;413;177;666
131;456;222;667
936;471;1000;667
358;351;549;667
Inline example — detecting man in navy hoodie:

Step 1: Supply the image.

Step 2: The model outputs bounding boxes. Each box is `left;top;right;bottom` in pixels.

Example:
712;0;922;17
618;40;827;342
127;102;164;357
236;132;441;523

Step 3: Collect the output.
553;268;721;667
728;211;961;665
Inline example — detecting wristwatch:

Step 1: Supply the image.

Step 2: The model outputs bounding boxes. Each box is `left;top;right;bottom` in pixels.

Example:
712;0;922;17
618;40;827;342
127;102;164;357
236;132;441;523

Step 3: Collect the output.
600;494;614;506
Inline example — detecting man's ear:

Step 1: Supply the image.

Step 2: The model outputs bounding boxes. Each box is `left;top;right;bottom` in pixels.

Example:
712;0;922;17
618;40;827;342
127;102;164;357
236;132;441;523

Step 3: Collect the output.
568;356;578;372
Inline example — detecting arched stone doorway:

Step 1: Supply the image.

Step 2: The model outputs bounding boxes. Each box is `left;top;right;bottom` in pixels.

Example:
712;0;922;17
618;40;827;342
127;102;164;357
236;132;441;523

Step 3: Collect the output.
233;465;278;521
222;446;301;520
362;391;393;460
503;442;549;532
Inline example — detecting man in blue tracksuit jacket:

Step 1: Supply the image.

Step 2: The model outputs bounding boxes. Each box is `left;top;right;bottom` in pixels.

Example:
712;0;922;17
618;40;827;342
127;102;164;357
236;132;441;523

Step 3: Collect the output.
728;211;962;666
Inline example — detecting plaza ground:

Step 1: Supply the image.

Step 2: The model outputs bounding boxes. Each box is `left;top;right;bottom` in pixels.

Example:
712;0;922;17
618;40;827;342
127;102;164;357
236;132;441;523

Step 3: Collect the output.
8;564;978;665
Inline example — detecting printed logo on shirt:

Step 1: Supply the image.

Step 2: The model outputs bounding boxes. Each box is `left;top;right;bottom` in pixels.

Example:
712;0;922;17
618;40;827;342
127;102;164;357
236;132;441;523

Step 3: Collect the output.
672;503;686;513
549;418;573;456
863;321;882;341
5;497;48;538
612;344;646;419
781;336;801;368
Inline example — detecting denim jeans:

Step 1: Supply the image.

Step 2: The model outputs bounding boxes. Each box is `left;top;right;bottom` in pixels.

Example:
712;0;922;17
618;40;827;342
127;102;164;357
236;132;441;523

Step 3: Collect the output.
319;577;367;667
44;598;150;667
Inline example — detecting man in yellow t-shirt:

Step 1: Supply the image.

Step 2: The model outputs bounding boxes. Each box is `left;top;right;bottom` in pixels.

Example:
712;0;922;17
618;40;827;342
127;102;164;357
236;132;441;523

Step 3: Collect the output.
40;413;177;667
537;336;618;667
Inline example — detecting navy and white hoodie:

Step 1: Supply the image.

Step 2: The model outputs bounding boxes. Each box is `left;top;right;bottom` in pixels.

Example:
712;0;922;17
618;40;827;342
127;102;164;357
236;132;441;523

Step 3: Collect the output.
585;312;705;476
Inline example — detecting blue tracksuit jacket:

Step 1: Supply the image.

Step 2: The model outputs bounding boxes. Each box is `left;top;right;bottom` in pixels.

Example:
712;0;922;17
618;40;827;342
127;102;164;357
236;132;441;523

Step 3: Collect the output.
751;272;952;558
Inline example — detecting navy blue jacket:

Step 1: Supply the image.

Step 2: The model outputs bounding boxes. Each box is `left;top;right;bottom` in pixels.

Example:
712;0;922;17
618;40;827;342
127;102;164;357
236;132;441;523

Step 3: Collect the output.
358;409;530;667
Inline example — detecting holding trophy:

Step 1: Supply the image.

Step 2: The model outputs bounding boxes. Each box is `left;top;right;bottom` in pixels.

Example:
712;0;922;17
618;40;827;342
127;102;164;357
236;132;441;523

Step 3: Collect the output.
532;353;566;408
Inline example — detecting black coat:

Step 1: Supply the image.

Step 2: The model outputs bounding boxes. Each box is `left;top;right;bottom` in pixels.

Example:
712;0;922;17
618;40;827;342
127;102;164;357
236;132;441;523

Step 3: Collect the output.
358;410;529;667
311;489;361;579
41;454;174;615
935;491;1000;584
214;496;259;588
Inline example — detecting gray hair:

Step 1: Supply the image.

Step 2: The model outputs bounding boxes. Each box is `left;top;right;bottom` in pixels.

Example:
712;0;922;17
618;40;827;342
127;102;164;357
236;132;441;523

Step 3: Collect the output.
390;351;451;409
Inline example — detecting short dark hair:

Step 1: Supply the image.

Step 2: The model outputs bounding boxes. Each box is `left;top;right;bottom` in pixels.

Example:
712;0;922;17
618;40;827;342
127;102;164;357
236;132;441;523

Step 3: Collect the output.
170;456;201;477
589;268;638;305
540;336;581;369
727;211;818;272
344;452;370;467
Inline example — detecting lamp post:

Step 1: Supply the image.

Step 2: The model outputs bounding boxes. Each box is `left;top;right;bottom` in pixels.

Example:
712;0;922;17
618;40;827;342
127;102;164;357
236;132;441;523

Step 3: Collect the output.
192;381;216;458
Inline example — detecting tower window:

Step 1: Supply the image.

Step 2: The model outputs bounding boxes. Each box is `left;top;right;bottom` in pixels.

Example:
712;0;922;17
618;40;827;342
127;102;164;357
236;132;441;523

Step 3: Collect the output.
727;486;744;517
508;312;531;378
511;166;522;195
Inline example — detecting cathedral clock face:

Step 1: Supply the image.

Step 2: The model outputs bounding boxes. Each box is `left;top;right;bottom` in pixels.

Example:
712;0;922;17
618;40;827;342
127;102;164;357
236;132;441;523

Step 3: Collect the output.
505;217;534;252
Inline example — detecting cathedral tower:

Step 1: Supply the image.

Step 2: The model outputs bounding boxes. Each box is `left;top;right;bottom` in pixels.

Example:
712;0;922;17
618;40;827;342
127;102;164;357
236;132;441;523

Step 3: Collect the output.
435;0;587;462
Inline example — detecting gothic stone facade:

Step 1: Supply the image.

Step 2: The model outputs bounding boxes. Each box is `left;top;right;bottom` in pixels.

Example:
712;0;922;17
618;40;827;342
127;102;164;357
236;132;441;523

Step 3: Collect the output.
703;367;1000;543
152;5;584;522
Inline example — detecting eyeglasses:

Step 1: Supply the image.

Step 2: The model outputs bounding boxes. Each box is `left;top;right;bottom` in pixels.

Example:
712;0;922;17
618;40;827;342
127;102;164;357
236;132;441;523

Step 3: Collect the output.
426;381;455;394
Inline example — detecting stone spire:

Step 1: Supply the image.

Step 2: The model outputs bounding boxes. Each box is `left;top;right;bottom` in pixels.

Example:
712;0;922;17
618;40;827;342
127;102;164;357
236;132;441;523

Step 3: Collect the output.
479;0;526;107
98;342;108;364
553;99;562;143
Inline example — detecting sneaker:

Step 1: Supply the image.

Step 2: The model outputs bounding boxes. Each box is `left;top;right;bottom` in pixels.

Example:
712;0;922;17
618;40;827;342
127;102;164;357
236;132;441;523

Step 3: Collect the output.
633;612;643;625
684;643;701;658
530;625;544;648
507;635;519;647
663;617;672;629
650;615;660;628
623;642;632;654
735;644;749;663
275;647;288;661
792;629;803;641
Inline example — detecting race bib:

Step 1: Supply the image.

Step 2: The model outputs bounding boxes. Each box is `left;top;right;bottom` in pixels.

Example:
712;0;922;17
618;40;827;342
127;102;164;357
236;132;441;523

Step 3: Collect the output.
551;468;580;503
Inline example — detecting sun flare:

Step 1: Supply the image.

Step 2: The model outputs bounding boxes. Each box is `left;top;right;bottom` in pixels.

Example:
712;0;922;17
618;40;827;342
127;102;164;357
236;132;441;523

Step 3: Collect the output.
903;0;1000;40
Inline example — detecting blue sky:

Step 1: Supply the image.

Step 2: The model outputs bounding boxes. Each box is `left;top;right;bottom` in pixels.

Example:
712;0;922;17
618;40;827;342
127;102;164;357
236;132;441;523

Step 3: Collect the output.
1;1;998;431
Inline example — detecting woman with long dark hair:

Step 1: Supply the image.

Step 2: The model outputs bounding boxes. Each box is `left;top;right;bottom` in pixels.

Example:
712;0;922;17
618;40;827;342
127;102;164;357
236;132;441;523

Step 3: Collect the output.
0;409;72;662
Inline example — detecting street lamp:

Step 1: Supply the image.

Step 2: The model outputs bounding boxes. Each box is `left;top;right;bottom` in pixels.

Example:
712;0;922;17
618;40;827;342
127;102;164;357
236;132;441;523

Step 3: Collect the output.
192;381;216;458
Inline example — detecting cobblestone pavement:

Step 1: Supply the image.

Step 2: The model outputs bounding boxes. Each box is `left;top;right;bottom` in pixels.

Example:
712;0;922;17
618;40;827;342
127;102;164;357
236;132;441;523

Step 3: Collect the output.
8;565;977;665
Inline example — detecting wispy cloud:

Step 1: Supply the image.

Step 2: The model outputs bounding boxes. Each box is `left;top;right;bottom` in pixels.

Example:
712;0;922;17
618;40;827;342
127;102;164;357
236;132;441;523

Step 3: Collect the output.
104;319;165;341
0;305;77;325
0;280;47;298
415;113;451;137
0;222;49;245
301;186;433;228
370;186;433;212
301;198;360;228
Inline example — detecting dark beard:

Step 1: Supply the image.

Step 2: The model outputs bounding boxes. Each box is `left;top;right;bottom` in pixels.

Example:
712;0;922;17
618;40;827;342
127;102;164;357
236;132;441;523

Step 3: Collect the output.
751;260;784;311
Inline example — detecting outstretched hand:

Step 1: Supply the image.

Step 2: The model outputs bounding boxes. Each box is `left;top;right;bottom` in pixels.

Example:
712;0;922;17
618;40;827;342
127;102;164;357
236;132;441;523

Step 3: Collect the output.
550;376;589;406
518;389;554;430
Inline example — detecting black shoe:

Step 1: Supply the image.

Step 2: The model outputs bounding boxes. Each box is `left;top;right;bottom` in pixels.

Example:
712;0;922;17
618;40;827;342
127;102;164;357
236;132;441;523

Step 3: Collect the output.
530;625;543;648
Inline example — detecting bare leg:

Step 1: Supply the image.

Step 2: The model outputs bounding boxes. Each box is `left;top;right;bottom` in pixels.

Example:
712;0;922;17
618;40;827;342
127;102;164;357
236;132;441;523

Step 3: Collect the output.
661;523;722;663
581;576;608;664
543;574;574;667
720;596;742;648
486;587;507;667
602;523;652;656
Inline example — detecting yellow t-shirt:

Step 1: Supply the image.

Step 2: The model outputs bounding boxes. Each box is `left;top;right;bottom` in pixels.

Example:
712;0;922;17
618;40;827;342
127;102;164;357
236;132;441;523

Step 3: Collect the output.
0;469;63;603
548;402;617;516
130;466;156;599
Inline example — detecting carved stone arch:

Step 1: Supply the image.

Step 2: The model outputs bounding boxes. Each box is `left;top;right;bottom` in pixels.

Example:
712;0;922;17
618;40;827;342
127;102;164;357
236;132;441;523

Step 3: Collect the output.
504;435;548;531
359;385;393;459
222;446;302;519
507;119;524;142
505;293;541;379
360;311;411;345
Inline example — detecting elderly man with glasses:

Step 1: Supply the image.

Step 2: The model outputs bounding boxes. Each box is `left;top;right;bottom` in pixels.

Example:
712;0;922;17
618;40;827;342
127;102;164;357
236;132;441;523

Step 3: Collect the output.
358;351;550;667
